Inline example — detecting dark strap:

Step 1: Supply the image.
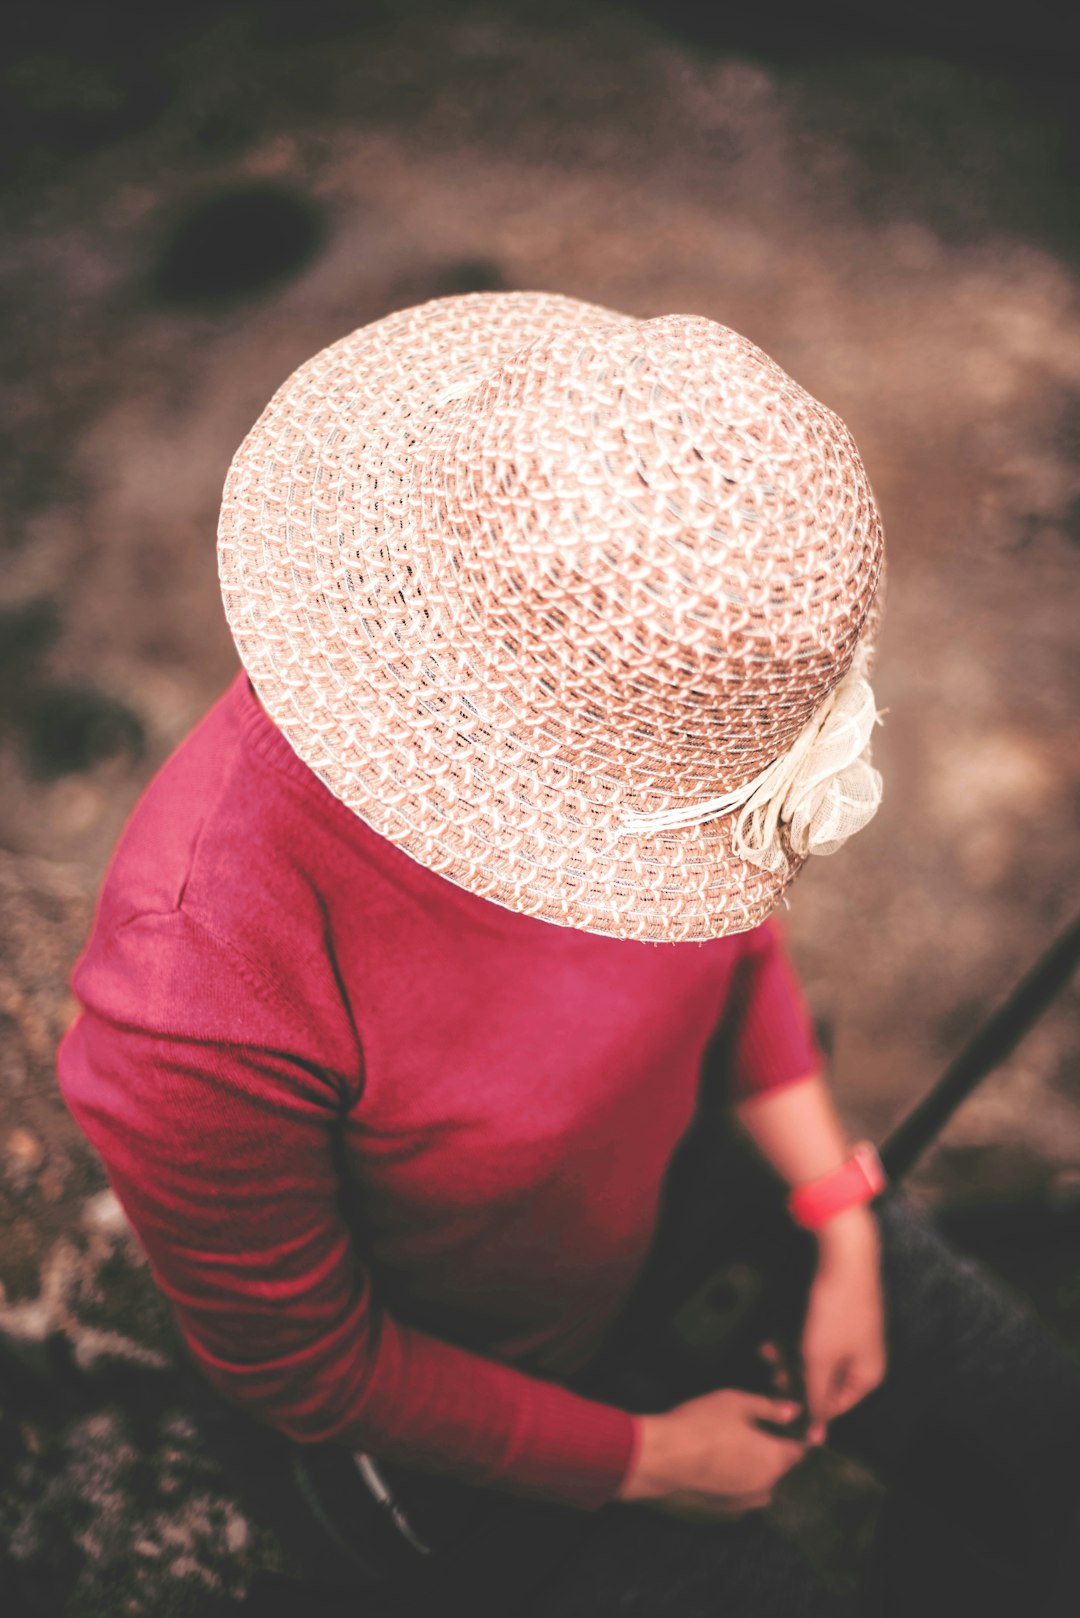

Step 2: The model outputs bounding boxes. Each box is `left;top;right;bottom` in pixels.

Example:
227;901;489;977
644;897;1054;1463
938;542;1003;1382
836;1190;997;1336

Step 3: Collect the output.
881;912;1080;1183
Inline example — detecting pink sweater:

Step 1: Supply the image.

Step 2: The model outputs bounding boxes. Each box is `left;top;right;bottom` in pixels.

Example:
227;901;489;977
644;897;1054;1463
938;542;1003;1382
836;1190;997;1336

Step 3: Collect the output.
57;670;823;1510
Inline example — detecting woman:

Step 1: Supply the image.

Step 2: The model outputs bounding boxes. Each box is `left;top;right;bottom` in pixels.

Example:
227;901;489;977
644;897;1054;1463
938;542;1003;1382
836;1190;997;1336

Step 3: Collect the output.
57;292;1080;1614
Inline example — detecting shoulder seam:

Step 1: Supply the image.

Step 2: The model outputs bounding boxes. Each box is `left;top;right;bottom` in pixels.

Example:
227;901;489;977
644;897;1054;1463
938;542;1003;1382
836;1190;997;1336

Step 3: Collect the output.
116;905;303;1019
118;904;324;1033
116;906;364;1108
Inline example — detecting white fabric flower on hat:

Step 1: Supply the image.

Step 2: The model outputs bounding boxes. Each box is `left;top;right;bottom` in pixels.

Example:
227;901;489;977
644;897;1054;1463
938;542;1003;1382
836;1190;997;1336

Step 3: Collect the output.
622;638;885;872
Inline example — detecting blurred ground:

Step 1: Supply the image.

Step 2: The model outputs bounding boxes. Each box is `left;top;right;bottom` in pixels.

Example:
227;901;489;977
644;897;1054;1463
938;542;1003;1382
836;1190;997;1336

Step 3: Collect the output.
2;1;1079;1612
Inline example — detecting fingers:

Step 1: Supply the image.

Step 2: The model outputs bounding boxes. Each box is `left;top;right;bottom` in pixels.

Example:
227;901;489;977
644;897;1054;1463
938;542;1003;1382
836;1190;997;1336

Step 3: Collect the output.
758;1340;793;1393
752;1352;827;1444
737;1394;809;1475
740;1391;803;1426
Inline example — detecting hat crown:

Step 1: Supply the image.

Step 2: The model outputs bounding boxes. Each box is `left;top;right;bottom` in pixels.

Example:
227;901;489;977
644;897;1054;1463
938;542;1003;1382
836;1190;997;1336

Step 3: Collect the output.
219;289;887;941
412;312;882;795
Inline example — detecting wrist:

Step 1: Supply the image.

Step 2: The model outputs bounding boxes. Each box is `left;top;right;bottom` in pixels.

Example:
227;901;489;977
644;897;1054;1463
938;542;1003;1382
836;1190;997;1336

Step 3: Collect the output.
616;1415;647;1501
616;1414;669;1502
819;1203;880;1236
814;1201;879;1255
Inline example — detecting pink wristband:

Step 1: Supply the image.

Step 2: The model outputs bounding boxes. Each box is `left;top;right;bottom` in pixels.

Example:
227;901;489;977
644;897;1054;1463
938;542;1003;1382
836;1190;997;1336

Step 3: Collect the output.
786;1141;887;1231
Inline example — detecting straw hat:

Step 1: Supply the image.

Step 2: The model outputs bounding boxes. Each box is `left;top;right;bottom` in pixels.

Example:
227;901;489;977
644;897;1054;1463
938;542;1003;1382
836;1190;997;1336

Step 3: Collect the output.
218;290;886;943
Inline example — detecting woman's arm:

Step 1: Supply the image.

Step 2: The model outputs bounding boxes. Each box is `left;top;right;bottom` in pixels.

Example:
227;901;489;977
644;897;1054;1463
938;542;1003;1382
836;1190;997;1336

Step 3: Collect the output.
731;1071;887;1427
56;912;637;1512
731;1069;878;1254
58;931;809;1524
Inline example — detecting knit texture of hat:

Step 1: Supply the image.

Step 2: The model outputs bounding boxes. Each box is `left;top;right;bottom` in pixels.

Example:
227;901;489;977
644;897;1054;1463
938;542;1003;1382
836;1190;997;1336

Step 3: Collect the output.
218;290;886;942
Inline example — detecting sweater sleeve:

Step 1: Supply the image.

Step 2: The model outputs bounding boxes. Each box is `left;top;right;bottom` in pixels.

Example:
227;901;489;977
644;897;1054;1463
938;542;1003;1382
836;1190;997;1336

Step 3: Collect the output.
723;916;825;1102
55;912;636;1511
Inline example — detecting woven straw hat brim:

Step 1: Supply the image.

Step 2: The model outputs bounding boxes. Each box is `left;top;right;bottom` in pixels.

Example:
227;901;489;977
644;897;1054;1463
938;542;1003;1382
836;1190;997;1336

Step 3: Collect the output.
218;291;878;943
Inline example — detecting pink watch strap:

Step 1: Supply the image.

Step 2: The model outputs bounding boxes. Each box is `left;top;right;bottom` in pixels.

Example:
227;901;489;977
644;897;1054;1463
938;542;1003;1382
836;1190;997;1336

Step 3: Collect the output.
787;1141;887;1231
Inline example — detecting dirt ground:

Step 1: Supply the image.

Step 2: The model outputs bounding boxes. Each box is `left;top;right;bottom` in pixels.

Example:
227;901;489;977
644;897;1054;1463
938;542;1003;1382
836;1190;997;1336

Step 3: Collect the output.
2;3;1079;1612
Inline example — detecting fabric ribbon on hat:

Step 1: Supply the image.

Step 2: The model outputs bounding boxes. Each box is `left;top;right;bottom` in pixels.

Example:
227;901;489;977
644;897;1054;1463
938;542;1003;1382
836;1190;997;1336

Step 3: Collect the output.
619;640;885;872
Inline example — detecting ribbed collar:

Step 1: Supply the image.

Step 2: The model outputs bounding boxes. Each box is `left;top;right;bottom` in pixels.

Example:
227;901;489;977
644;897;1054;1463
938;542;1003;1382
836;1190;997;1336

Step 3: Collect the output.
231;669;341;796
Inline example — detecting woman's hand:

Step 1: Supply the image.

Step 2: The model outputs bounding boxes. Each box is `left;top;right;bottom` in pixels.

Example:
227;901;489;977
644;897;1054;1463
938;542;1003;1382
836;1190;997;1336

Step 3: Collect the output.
759;1207;886;1433
616;1387;810;1522
799;1204;887;1426
732;1071;888;1434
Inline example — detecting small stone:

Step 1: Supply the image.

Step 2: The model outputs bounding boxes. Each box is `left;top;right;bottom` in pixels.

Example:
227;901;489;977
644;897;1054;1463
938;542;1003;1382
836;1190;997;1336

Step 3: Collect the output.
224;1510;249;1553
6;1128;45;1171
38;1165;65;1202
81;1188;128;1236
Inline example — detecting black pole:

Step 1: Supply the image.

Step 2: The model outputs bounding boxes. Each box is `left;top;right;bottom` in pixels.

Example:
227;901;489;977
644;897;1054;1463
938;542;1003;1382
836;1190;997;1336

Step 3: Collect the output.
880;912;1080;1183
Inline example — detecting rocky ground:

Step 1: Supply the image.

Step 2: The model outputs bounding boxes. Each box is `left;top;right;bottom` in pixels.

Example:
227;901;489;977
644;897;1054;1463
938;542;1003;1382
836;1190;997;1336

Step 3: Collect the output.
2;2;1079;1613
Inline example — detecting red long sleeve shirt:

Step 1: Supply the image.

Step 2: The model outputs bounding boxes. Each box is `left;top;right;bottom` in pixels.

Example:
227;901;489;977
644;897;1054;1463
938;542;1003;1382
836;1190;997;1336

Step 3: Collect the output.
56;669;824;1510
